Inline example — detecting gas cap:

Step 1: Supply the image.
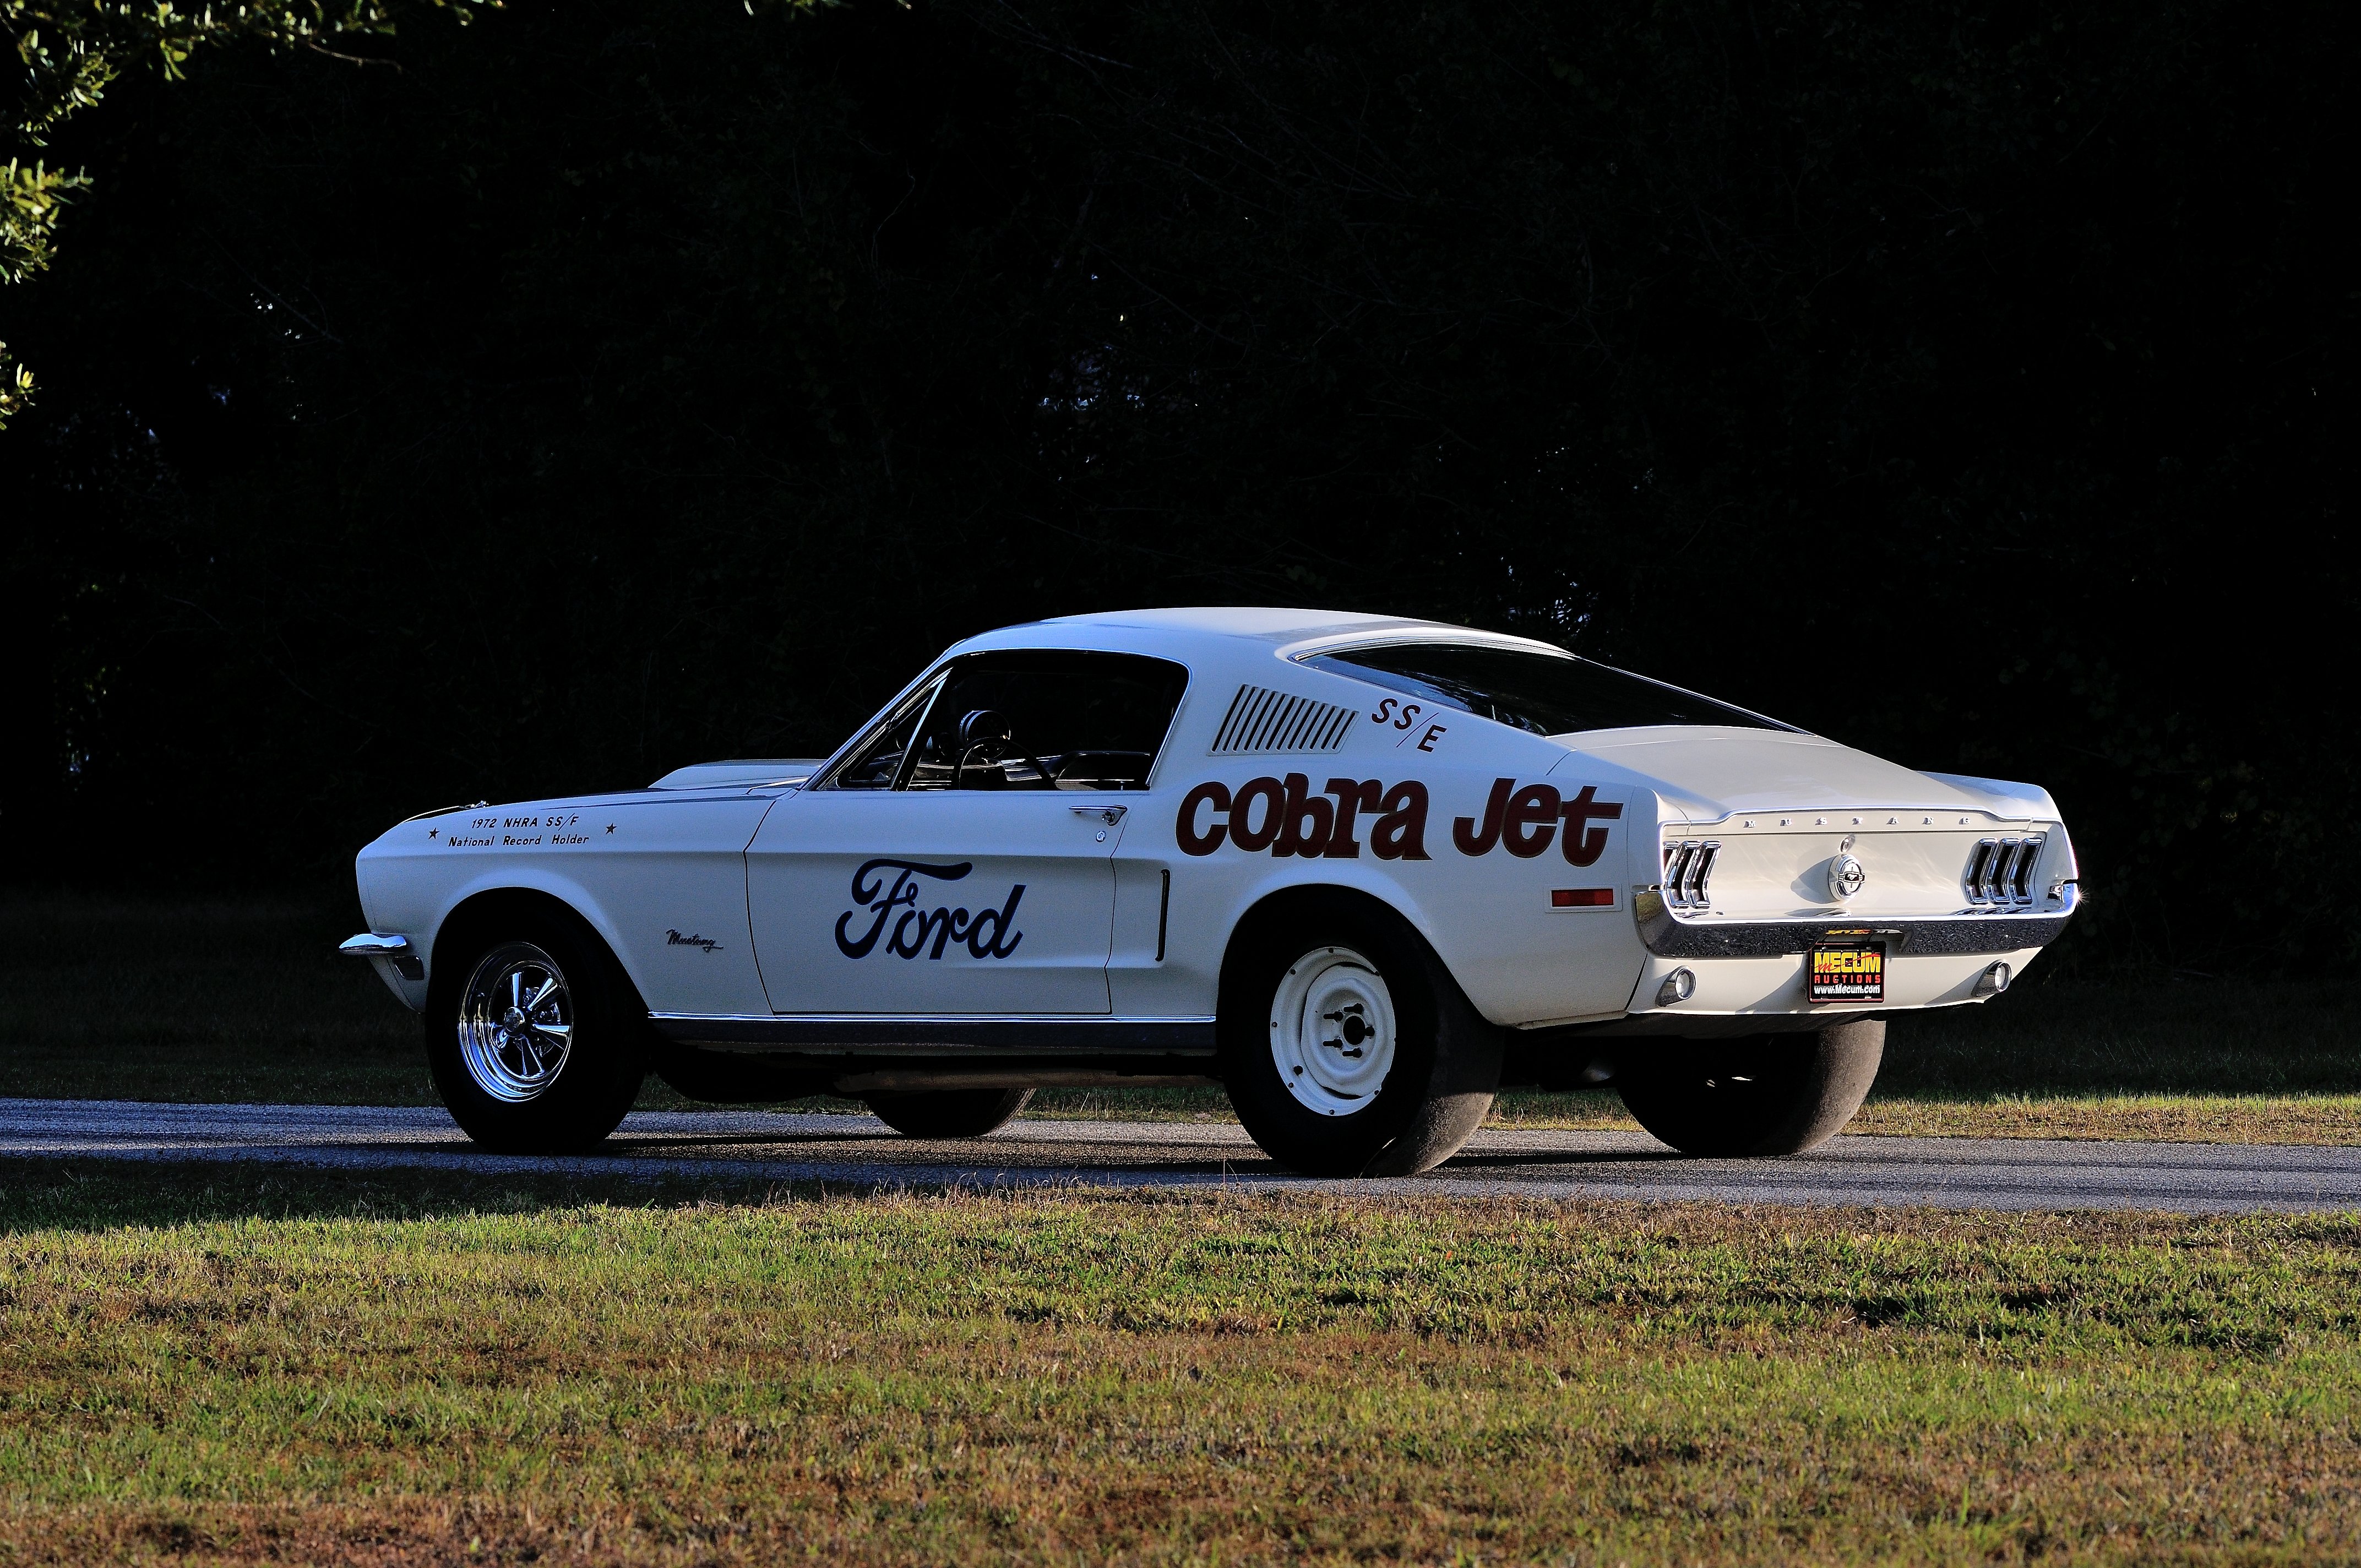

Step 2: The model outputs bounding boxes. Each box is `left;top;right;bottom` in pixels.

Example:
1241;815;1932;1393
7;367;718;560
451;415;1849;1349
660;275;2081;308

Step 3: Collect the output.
1828;853;1867;900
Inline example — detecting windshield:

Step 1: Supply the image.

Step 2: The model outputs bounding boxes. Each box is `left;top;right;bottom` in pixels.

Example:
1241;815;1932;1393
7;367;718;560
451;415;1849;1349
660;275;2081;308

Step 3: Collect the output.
1299;642;1794;737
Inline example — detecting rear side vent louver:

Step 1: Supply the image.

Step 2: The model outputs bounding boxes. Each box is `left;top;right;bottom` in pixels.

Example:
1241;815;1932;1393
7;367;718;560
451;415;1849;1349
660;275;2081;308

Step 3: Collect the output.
1209;684;1356;756
1661;840;1721;911
1963;834;2046;907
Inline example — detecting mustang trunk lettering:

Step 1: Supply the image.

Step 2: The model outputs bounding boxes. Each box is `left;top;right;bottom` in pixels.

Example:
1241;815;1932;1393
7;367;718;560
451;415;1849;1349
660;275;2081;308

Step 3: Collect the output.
833;858;1027;961
1177;776;1431;859
1451;778;1623;865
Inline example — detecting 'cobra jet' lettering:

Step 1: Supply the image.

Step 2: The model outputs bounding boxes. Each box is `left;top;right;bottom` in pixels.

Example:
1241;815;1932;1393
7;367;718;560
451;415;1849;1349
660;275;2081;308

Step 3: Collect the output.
1174;776;1430;861
1452;779;1623;865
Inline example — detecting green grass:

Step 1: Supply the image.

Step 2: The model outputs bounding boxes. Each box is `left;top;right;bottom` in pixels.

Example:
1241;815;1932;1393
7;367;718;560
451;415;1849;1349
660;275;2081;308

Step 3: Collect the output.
9;895;2352;1565
1;1162;2357;1564
4;890;2359;1142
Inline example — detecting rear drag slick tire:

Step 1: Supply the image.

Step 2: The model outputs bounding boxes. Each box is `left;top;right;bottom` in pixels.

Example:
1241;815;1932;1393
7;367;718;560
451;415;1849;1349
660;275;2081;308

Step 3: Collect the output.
1617;1019;1884;1157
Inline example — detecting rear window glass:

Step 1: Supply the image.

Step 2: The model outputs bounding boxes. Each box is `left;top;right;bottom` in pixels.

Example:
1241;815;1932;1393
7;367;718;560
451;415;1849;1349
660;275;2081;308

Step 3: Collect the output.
1299;643;1793;737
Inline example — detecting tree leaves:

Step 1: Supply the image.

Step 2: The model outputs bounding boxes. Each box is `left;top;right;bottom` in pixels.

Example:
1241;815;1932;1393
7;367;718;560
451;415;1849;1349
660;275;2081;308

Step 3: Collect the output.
1;0;497;416
5;0;2353;971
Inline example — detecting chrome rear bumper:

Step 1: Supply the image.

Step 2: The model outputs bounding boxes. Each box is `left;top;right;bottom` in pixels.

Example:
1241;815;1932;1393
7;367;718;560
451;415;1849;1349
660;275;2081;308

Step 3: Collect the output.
1631;888;2076;960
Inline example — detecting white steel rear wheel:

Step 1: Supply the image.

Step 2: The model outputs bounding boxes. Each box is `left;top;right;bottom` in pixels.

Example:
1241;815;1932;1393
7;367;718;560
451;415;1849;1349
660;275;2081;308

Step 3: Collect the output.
1269;945;1397;1117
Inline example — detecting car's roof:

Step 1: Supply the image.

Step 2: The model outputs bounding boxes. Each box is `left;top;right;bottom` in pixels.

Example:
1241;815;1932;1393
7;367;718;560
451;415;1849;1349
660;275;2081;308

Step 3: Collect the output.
967;606;1568;656
1043;606;1434;641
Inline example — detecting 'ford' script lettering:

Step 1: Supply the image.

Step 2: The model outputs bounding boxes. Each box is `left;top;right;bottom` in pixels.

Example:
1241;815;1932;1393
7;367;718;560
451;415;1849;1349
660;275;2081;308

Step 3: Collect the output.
834;858;1027;962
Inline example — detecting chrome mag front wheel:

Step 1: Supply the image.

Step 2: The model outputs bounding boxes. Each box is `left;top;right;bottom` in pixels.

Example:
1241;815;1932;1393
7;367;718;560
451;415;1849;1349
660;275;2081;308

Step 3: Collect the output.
455;942;575;1103
1268;945;1399;1117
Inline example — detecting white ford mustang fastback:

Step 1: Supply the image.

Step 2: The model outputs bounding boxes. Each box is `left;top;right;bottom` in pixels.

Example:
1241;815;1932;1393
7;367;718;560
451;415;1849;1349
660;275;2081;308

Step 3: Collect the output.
346;607;2078;1173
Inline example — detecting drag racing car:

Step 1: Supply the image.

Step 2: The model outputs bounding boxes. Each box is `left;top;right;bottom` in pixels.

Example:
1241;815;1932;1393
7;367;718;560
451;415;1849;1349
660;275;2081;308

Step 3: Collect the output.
344;607;2079;1174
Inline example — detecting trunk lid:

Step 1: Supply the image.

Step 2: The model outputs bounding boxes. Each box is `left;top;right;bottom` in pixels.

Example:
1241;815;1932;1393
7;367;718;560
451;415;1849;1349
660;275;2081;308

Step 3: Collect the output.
1553;726;2069;921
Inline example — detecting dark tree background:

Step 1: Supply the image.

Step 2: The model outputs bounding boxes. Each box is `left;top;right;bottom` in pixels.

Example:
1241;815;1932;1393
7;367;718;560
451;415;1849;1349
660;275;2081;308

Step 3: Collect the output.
4;0;2352;971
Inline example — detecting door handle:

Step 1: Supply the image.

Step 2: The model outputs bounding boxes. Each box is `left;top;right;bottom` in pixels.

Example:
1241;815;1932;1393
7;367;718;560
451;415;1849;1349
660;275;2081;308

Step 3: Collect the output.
1072;805;1128;825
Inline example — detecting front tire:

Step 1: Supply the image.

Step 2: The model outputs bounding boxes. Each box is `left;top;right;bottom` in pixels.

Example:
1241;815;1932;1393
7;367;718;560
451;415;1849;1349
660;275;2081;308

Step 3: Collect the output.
864;1088;1034;1138
1220;898;1501;1176
1617;1019;1885;1156
426;917;647;1153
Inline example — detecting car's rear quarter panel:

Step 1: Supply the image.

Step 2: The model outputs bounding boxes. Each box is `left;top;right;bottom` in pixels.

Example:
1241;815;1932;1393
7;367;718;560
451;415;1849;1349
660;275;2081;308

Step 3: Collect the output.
1111;647;1657;1029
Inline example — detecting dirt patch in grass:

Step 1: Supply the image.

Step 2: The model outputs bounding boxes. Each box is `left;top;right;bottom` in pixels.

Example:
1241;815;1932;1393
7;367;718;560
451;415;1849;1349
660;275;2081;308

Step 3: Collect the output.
1;1162;2358;1563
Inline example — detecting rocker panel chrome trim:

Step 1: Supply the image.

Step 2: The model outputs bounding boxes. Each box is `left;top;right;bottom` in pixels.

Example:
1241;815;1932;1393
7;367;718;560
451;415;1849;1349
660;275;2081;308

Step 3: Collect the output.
649;1014;1218;1053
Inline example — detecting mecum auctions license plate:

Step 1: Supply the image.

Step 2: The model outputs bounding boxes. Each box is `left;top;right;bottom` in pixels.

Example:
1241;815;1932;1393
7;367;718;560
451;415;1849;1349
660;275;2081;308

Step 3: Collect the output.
1809;940;1885;1004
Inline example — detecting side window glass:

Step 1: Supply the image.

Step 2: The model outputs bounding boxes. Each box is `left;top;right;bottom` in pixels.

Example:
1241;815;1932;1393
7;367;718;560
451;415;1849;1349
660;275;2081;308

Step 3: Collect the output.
825;676;943;790
902;652;1188;792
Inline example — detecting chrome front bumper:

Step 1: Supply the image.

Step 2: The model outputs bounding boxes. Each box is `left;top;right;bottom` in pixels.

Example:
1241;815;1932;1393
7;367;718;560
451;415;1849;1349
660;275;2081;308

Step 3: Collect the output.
340;932;424;981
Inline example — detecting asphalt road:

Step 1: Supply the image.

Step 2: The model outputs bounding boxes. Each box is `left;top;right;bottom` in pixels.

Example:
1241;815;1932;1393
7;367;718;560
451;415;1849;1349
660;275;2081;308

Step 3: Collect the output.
4;1098;2358;1211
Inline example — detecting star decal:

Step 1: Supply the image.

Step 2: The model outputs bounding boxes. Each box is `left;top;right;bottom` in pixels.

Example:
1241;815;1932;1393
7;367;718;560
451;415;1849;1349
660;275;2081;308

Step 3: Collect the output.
605;823;617;834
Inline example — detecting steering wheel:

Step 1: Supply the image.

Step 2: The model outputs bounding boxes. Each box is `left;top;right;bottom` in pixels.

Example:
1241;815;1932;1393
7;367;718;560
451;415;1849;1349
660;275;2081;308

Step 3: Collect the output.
954;709;1057;790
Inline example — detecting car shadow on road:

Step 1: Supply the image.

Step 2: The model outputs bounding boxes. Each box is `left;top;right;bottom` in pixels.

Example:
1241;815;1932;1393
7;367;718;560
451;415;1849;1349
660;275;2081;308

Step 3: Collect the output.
614;1144;1290;1178
608;1129;1701;1172
613;1130;920;1153
1441;1146;1687;1170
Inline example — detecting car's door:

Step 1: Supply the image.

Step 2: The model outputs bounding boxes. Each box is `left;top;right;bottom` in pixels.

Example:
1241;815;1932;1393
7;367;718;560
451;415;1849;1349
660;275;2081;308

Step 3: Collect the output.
746;649;1190;1015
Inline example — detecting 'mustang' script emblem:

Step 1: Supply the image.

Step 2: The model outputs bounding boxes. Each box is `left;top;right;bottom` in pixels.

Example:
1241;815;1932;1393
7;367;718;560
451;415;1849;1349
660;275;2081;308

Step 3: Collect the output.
834;858;1026;961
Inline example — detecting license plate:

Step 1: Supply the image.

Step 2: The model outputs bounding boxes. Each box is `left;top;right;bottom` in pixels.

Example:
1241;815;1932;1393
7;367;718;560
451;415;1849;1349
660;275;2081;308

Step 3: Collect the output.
1809;940;1885;1004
